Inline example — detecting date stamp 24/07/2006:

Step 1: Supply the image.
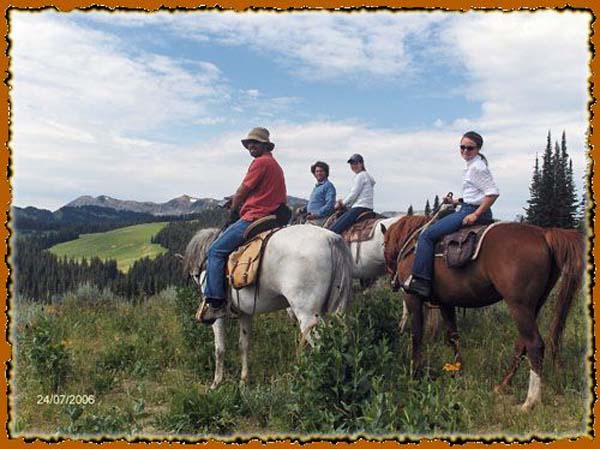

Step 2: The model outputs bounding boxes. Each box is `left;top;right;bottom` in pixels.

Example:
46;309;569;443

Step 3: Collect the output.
36;394;95;406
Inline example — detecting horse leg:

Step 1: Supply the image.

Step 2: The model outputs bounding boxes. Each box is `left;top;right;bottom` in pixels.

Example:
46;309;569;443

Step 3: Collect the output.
239;315;252;386
399;298;409;334
406;295;424;378
494;340;526;394
286;307;298;322
440;305;462;369
507;307;545;412
210;318;227;390
296;312;320;351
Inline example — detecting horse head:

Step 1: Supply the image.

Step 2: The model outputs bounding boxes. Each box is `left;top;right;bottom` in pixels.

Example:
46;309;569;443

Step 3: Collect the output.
183;227;221;286
382;215;429;285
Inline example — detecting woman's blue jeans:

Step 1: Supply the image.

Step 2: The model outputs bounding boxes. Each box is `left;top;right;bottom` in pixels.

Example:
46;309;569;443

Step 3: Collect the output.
411;204;492;281
330;207;372;234
203;219;252;302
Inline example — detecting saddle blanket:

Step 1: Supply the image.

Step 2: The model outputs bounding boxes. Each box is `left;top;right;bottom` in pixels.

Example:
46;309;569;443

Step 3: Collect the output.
341;217;382;243
434;222;501;268
227;229;278;290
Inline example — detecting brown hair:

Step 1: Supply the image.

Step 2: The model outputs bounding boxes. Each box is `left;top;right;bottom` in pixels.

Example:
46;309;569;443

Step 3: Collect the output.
310;161;330;177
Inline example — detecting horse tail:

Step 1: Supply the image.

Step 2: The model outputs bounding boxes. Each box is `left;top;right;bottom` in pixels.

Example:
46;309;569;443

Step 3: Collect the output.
543;227;585;359
322;234;353;314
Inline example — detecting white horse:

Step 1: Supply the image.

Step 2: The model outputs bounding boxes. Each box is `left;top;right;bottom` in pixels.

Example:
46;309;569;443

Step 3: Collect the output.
343;215;411;330
347;215;405;280
183;224;353;389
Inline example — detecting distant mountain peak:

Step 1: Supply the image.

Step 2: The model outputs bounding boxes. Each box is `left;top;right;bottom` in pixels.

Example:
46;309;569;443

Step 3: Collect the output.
62;194;222;216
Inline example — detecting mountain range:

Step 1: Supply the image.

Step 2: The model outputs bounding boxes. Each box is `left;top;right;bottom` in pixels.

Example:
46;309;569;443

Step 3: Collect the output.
12;194;309;232
65;194;308;215
64;194;220;216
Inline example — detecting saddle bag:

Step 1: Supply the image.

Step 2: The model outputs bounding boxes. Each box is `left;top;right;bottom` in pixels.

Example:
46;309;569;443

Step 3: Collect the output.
227;229;277;289
442;231;478;268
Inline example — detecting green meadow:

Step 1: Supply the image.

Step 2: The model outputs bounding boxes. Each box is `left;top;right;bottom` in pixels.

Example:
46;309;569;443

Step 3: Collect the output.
10;281;591;440
48;222;168;272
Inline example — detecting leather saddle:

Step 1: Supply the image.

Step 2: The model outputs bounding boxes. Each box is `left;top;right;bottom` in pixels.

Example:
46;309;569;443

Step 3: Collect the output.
341;211;383;243
434;220;497;268
399;220;497;268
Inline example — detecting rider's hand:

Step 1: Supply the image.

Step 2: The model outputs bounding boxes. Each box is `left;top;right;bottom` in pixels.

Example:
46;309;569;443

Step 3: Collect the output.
306;212;315;220
334;200;343;210
226;209;240;226
462;213;479;226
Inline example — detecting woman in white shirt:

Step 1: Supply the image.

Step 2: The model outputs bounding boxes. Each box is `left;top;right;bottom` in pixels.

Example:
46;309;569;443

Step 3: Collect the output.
403;131;500;298
330;153;376;234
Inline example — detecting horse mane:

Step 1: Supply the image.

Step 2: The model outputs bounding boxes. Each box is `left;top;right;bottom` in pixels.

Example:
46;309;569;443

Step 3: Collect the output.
384;215;430;263
183;227;220;276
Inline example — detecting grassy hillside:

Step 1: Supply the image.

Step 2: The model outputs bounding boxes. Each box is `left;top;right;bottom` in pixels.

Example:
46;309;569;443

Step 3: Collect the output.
10;282;591;440
48;222;168;272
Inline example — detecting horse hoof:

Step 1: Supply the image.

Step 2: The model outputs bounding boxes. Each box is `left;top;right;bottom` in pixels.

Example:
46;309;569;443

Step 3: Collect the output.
410;368;424;379
520;403;533;413
520;400;538;413
210;381;221;390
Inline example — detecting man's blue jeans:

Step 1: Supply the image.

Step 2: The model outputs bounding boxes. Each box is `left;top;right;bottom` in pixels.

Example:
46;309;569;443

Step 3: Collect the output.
330;207;372;234
203;219;252;303
411;204;492;281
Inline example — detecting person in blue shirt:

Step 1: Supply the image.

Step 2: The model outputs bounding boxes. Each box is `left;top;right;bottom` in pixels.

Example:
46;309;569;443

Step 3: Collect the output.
306;161;336;226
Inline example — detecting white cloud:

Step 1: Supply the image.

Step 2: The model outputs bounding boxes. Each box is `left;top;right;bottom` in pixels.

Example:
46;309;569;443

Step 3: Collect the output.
9;10;590;222
439;11;590;127
244;89;260;98
85;11;448;82
10;12;228;136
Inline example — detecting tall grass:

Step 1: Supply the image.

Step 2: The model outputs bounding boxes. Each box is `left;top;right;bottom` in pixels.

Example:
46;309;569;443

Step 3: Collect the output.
10;283;591;440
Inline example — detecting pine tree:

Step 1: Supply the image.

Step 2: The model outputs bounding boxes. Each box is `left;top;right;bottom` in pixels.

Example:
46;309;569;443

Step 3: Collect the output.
525;130;579;228
525;153;542;224
561;132;579;228
538;131;556;227
424;199;431;217
552;140;567;226
433;195;440;213
407;205;414;216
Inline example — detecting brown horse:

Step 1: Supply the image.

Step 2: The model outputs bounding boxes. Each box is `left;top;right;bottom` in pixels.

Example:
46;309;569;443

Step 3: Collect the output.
381;215;585;411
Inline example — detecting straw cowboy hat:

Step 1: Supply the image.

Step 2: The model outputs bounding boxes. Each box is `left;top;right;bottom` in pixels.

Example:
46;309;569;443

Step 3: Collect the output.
241;127;275;150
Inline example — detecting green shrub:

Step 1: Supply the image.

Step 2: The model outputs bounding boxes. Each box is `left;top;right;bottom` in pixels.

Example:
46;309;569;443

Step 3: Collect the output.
159;384;241;435
286;292;401;433
174;286;247;382
60;401;145;436
19;312;72;392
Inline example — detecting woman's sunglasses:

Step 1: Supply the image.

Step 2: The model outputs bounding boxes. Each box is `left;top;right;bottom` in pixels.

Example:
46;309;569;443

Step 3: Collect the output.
460;145;478;152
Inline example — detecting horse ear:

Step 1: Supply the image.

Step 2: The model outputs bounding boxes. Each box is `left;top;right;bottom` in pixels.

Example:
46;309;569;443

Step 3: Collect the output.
380;224;387;235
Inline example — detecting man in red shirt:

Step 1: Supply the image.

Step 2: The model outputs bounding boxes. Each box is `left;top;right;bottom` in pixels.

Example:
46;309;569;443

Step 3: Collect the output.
199;127;287;323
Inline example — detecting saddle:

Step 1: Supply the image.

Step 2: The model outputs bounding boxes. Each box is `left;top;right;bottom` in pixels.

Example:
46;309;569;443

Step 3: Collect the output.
227;227;280;290
399;220;498;268
434;220;498;267
341;212;383;243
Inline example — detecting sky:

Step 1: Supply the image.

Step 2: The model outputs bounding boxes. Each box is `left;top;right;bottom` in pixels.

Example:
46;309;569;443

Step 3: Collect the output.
9;10;591;219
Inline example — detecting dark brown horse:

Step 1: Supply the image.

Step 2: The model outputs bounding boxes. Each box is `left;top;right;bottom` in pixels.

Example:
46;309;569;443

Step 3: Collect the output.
381;216;585;411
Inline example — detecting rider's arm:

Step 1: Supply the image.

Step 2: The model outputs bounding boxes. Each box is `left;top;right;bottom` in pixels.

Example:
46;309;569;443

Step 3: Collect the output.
317;183;336;217
232;159;266;212
473;195;498;218
342;173;364;208
231;184;251;212
463;194;497;225
463;164;499;225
